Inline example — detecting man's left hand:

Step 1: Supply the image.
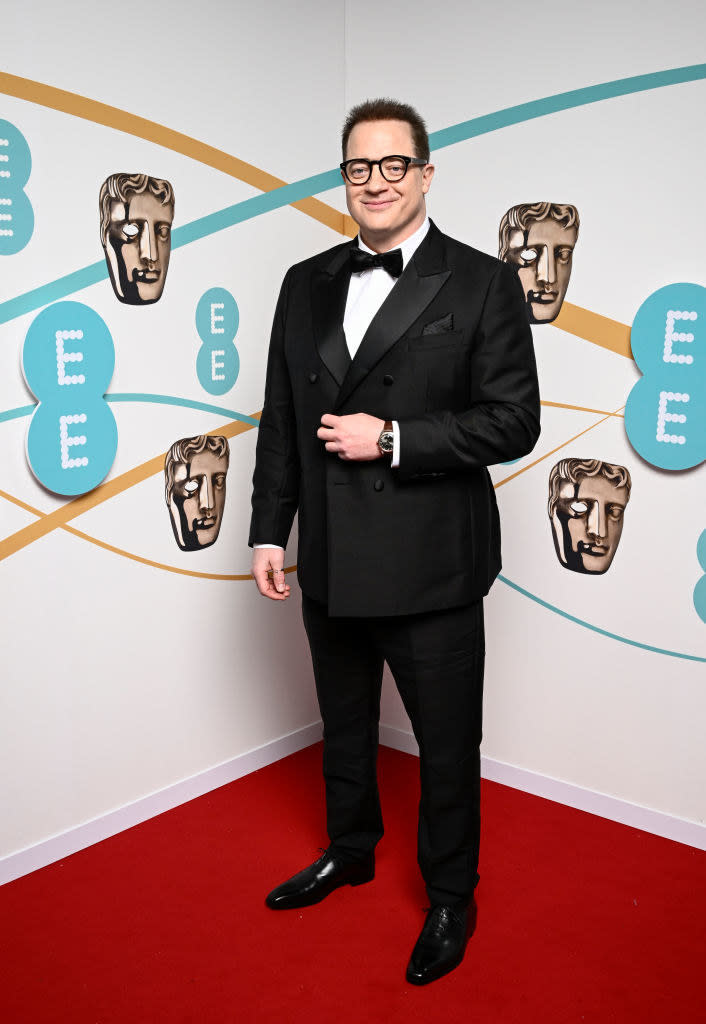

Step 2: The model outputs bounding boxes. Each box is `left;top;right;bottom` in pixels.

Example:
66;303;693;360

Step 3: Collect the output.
317;413;385;460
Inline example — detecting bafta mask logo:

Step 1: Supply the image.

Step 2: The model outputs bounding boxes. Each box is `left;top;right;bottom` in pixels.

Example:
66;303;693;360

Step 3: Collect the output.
99;173;175;304
499;203;579;324
165;435;230;551
548;458;631;575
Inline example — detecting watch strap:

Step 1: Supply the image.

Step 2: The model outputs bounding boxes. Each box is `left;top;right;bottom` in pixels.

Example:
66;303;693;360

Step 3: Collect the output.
377;420;394;456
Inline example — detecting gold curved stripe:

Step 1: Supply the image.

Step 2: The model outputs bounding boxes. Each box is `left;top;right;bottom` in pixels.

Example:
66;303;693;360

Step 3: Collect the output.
0;485;295;580
0;71;358;239
0;415;257;563
1;73;635;354
0;74;636;568
0;489;40;518
553;302;631;358
541;400;624;417
72;392;618;564
0;399;624;568
62;527;298;580
495;404;626;488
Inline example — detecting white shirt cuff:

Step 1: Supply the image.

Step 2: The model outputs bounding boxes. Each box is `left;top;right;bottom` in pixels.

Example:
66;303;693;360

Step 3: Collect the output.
391;420;400;468
253;544;285;550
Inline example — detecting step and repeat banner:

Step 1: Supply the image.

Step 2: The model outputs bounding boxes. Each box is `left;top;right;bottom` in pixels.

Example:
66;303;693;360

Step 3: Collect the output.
1;1;704;862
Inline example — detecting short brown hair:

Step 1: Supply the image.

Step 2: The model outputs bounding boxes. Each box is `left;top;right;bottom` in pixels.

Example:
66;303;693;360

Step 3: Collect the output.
342;98;430;162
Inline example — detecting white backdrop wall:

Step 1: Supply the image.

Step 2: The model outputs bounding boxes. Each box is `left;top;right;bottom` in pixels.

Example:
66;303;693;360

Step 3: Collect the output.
1;0;704;882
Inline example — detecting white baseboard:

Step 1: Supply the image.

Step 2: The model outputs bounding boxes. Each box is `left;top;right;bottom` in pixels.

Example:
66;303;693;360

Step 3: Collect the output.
0;721;323;887
379;724;706;852
4;720;703;888
379;724;420;757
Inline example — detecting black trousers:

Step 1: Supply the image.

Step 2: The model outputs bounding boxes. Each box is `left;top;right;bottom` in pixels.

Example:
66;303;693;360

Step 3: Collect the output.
301;594;485;907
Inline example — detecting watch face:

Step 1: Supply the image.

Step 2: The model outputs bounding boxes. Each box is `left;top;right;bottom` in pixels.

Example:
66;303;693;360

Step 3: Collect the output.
379;431;394;453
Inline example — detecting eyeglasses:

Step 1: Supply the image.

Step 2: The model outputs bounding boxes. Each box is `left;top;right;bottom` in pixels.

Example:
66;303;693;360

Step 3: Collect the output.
339;155;428;185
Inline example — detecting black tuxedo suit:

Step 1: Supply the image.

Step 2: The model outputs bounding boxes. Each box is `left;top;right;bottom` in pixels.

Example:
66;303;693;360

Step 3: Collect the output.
250;221;540;904
250;221;540;615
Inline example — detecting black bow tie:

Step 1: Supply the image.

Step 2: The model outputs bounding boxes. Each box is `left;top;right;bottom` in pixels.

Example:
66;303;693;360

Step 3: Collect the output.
349;246;403;278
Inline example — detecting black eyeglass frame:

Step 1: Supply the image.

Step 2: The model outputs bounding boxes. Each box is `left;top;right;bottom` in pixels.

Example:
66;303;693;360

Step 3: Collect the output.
339;155;428;185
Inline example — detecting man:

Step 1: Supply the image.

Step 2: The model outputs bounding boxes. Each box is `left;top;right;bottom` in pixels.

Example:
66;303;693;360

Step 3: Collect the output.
249;99;540;984
548;457;631;574
498;201;579;324
165;434;229;551
99;172;174;304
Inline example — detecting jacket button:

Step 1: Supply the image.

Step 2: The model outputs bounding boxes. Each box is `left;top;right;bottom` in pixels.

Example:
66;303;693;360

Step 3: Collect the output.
308;372;318;383
374;480;384;492
383;374;394;386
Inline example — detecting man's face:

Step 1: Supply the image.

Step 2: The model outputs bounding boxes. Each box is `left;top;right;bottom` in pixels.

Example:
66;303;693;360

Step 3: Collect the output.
343;119;434;251
103;191;173;304
505;218;577;323
551;475;629;574
168;449;228;551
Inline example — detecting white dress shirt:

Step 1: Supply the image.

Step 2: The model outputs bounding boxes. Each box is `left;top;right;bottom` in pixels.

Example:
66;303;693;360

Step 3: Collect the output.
343;217;430;468
255;217;430;550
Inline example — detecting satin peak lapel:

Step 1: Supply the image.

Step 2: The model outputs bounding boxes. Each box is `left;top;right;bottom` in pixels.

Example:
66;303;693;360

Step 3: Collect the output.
311;245;353;388
335;233;451;410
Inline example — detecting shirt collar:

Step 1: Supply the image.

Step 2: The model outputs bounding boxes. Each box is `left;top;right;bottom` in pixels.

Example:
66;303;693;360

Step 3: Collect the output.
358;217;430;270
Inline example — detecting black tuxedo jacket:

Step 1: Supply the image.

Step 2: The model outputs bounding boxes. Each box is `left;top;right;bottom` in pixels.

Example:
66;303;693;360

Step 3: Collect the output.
249;221;540;617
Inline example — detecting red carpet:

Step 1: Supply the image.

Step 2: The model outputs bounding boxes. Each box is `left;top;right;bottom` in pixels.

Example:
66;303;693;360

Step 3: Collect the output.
1;743;704;1023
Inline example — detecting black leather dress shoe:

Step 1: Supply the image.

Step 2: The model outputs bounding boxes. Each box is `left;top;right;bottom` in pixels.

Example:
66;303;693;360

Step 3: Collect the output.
405;902;475;985
265;850;375;909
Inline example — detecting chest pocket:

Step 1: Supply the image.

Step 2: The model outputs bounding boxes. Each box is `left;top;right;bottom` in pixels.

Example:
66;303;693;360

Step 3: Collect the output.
407;331;470;410
407;330;465;352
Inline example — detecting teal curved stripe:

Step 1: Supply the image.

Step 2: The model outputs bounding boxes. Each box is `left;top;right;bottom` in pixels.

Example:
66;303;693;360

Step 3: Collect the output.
428;63;706;150
170;170;338;250
0;403;35;423
107;393;260;425
1;392;702;659
1;63;704;327
0;394;260;426
498;574;706;663
0;170;339;326
0;262;108;323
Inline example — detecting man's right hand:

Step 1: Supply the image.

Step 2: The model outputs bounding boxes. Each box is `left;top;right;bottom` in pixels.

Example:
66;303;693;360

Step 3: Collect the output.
252;547;291;601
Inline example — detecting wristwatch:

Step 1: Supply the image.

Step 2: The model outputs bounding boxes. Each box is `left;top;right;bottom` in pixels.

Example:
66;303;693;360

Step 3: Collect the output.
377;420;394;456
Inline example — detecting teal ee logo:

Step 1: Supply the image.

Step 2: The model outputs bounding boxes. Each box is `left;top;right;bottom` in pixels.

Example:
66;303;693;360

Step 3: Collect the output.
0;119;34;254
625;283;705;470
195;287;239;395
22;302;118;495
695;529;706;625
